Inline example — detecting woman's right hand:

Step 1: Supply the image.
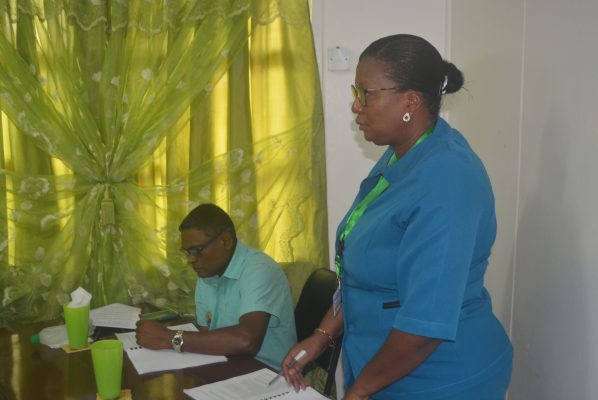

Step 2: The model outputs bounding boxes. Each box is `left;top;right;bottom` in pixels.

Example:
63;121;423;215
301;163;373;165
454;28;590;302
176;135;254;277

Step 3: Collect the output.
281;334;330;391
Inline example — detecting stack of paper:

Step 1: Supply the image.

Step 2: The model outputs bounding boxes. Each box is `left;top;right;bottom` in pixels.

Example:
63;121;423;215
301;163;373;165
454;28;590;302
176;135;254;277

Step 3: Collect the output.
115;323;227;374
183;368;328;400
90;303;141;329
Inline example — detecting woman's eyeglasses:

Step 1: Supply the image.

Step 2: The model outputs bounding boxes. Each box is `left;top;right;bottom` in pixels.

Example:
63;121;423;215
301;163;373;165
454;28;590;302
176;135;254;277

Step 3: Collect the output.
351;84;399;107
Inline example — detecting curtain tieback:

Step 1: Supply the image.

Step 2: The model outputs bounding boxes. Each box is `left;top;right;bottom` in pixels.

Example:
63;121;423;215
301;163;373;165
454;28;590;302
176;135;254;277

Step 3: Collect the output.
100;188;115;225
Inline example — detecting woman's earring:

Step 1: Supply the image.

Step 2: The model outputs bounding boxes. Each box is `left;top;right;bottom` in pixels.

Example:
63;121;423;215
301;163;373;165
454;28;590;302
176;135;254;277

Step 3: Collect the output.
402;113;411;122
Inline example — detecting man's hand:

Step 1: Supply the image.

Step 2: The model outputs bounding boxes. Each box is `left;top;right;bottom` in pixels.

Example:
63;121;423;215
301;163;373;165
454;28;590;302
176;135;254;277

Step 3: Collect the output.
135;319;174;350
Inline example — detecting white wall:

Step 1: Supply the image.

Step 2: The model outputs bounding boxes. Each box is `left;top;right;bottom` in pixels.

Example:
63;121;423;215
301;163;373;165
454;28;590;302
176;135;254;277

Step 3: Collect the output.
510;1;598;398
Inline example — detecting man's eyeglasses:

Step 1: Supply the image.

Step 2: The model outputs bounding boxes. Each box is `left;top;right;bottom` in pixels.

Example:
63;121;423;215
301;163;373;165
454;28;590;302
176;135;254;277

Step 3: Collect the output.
351;84;399;107
180;229;227;258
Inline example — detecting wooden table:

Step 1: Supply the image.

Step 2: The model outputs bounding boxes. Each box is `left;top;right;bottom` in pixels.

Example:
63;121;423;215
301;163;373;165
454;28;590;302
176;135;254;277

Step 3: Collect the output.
0;320;268;400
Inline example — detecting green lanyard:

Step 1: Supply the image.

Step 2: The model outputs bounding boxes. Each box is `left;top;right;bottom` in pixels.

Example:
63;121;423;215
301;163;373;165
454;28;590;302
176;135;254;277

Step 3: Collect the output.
335;125;434;279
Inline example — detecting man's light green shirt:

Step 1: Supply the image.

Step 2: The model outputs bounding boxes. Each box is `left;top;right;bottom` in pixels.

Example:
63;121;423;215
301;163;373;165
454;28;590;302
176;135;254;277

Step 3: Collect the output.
195;241;297;369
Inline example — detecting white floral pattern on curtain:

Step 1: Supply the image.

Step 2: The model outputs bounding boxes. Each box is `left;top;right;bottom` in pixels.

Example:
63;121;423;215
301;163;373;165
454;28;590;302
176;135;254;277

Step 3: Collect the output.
0;0;327;326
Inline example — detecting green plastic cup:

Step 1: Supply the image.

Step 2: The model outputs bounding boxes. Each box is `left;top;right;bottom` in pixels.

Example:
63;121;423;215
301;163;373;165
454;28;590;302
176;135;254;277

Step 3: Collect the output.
91;339;123;399
63;303;90;349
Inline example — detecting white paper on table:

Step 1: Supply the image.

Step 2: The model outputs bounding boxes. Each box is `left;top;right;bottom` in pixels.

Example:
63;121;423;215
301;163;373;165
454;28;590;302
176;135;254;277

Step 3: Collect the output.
183;368;328;400
115;323;227;374
90;303;141;329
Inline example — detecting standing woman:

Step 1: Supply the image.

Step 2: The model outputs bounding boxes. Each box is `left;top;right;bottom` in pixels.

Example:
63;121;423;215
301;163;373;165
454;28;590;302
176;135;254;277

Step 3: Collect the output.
282;34;513;400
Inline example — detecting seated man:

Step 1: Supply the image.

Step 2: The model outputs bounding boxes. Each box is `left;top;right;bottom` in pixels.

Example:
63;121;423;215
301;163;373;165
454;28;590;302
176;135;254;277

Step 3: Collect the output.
136;203;297;369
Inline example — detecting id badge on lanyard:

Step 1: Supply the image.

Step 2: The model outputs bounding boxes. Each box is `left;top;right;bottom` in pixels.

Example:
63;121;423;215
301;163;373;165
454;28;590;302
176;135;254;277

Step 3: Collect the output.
333;284;342;317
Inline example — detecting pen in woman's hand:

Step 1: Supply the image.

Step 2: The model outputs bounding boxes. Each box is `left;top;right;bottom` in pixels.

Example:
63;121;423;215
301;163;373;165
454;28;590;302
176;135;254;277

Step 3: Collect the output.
268;349;308;386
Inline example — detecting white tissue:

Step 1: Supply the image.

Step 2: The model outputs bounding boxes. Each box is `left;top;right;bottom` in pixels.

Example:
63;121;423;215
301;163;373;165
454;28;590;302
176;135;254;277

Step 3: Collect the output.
68;286;92;308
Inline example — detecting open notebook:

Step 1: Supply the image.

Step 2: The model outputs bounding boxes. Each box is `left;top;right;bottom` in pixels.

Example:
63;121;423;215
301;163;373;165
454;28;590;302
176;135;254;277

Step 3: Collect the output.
183;368;328;400
115;323;226;374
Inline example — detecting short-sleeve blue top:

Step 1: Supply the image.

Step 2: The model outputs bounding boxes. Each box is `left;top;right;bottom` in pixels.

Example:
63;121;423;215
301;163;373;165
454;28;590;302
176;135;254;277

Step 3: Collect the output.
337;118;513;399
195;240;297;369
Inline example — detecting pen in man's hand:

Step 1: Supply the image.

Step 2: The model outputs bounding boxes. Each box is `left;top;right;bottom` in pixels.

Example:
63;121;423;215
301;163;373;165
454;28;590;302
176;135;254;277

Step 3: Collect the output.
268;349;307;386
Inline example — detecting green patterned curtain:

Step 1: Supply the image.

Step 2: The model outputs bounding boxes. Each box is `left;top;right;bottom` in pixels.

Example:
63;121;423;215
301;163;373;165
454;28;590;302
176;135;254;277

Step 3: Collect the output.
0;0;328;326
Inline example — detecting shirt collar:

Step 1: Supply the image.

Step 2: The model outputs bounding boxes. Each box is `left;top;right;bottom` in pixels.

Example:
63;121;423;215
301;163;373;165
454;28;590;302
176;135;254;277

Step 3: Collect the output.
221;240;248;280
371;117;448;182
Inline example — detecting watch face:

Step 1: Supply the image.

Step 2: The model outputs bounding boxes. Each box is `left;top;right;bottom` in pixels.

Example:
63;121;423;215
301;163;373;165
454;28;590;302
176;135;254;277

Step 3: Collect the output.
173;336;183;345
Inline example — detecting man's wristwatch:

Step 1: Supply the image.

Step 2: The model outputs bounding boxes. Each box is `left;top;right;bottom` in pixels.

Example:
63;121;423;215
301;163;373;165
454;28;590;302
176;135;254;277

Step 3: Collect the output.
171;330;184;352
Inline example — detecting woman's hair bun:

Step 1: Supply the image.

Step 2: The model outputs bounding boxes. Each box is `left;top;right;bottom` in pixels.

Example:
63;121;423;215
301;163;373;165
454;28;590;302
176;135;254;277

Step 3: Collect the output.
443;61;464;94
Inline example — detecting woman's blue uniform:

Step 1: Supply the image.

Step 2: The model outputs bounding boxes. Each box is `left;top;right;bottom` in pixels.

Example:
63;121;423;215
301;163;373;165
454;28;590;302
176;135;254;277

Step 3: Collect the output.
337;118;513;399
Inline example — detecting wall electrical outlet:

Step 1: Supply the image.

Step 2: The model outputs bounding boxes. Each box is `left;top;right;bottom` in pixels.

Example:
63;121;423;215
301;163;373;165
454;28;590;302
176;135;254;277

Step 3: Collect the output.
327;47;350;71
